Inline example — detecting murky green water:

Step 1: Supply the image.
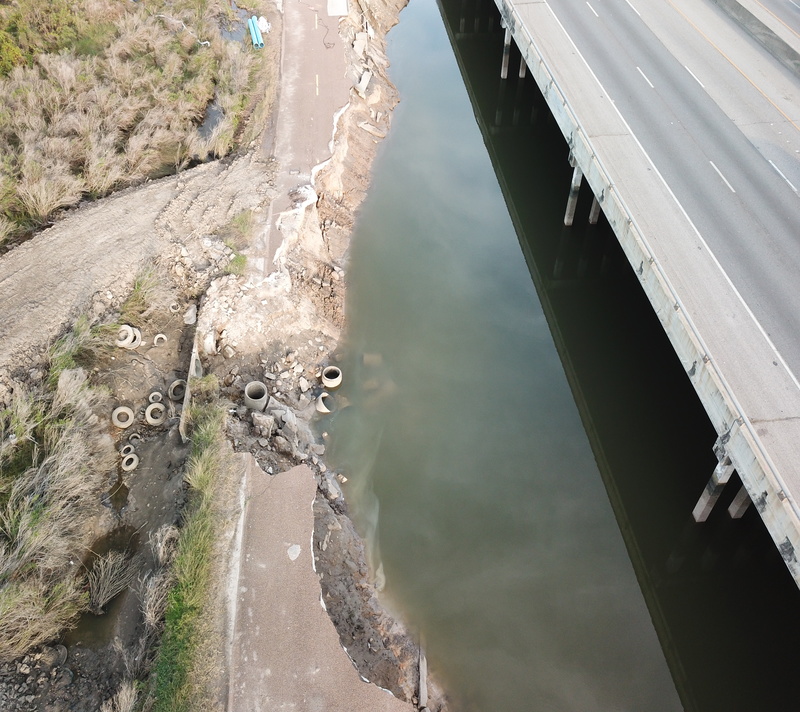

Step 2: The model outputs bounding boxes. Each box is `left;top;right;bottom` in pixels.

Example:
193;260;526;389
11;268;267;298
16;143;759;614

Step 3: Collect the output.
326;0;800;710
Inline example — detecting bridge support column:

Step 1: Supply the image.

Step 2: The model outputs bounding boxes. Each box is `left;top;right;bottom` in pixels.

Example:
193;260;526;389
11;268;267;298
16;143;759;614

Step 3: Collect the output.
564;166;583;226
589;196;601;224
692;455;735;522
519;58;527;79
728;485;751;519
501;27;512;79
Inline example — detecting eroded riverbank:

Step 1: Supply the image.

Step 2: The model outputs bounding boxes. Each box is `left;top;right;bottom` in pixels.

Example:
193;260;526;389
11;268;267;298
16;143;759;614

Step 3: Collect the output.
0;0;446;707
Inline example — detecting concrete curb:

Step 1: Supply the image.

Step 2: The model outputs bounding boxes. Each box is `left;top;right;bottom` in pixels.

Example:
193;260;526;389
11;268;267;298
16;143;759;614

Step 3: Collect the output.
712;0;800;77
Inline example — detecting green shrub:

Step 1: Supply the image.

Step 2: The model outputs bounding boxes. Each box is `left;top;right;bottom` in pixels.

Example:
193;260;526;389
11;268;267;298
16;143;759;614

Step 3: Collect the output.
0;30;23;76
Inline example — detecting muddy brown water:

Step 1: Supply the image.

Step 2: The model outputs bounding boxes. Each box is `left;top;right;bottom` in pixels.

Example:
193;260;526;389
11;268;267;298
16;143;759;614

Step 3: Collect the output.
326;0;800;710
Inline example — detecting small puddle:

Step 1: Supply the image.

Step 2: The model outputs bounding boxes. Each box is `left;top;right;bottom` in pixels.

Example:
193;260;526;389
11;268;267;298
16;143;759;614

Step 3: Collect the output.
220;1;249;42
198;99;224;139
62;527;141;649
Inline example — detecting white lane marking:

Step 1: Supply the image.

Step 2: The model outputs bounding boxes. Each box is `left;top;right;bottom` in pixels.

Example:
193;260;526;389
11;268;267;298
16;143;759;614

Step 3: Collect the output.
710;161;736;192
624;0;641;16
586;1;599;17
636;66;654;88
769;159;799;193
540;0;800;392
315;74;319;96
684;65;705;88
790;0;800;9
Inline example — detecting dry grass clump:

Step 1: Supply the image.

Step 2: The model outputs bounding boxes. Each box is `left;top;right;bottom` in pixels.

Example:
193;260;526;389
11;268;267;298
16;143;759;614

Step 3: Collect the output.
101;679;138;712
0;364;114;662
0;0;255;238
88;550;141;615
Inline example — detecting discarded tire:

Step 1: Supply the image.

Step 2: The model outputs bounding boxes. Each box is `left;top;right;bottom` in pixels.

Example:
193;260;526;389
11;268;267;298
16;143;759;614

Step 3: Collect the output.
168;379;186;402
145;402;167;426
244;381;268;411
111;406;135;428
115;325;135;348
153;333;167;346
321;366;343;390
316;392;334;414
120;444;135;456
148;391;163;403
120;453;139;472
128;432;142;443
169;303;180;313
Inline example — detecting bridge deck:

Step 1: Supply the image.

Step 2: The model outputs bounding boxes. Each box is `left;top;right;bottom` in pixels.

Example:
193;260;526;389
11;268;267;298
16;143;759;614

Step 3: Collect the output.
496;0;800;584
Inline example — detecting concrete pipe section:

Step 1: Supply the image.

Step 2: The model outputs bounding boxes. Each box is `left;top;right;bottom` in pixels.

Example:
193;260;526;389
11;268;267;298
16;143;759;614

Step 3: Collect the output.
145;403;167;426
120;444;135;456
128;432;142;444
120;453;139;472
115;325;142;350
149;391;163;403
168;379;187;402
115;325;135;348
169;303;180;314
112;406;135;428
244;381;268;411
316;392;334;414
321;366;343;390
153;333;167;347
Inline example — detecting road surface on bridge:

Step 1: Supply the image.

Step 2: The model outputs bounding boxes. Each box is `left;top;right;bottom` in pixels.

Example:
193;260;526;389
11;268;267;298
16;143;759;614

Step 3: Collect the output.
543;0;800;381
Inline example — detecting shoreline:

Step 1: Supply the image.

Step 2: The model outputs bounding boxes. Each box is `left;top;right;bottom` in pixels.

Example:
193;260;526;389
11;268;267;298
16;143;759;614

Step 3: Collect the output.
0;0;452;707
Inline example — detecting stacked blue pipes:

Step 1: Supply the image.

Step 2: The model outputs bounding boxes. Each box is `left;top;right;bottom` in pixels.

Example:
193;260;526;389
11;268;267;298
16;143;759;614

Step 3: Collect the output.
248;16;264;49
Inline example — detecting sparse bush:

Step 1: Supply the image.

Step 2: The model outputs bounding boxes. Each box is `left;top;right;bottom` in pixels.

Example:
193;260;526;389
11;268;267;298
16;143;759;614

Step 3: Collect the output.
150;524;180;568
88;550;141;615
101;679;138;712
0;358;114;662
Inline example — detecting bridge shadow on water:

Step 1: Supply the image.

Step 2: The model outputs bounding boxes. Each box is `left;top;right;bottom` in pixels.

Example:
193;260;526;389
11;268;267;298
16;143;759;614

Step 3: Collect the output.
434;0;800;708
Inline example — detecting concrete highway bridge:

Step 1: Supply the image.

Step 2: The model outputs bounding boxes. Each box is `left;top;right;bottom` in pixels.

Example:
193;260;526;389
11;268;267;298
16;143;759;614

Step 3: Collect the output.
469;0;800;586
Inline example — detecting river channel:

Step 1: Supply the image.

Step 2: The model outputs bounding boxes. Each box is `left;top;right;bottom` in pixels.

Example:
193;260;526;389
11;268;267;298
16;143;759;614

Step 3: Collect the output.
325;0;800;710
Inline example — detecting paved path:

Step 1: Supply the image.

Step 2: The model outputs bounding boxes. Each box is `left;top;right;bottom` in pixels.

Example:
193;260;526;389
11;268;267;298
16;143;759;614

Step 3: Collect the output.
253;0;353;271
227;457;413;712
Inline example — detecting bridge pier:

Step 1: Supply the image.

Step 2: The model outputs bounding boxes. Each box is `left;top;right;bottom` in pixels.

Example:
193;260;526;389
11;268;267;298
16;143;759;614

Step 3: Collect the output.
692;454;736;522
563;165;583;226
501;26;512;79
589;196;601;224
728;485;752;519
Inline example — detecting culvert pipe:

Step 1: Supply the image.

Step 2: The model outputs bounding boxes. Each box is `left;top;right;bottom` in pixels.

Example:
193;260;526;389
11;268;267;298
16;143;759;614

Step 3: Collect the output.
121;453;139;472
168;379;187;401
145;403;167;426
321;365;343;390
115;325;135;348
112;406;135;428
244;381;268;411
316;392;334;414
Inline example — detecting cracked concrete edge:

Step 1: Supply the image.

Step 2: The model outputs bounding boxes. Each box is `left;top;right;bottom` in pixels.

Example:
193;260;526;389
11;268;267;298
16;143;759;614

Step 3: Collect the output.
712;0;800;77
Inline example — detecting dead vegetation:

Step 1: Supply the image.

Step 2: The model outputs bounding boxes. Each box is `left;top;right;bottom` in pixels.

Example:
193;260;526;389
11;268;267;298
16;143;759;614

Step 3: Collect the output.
88;550;141;615
0;0;257;243
0;363;114;663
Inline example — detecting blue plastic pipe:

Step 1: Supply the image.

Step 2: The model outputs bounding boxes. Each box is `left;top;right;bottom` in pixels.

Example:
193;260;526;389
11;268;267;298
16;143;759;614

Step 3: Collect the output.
247;18;263;49
251;16;264;48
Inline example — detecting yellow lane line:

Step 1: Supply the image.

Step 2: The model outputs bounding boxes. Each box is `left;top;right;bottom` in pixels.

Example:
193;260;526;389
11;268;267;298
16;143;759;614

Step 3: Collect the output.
753;0;800;41
664;0;800;134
